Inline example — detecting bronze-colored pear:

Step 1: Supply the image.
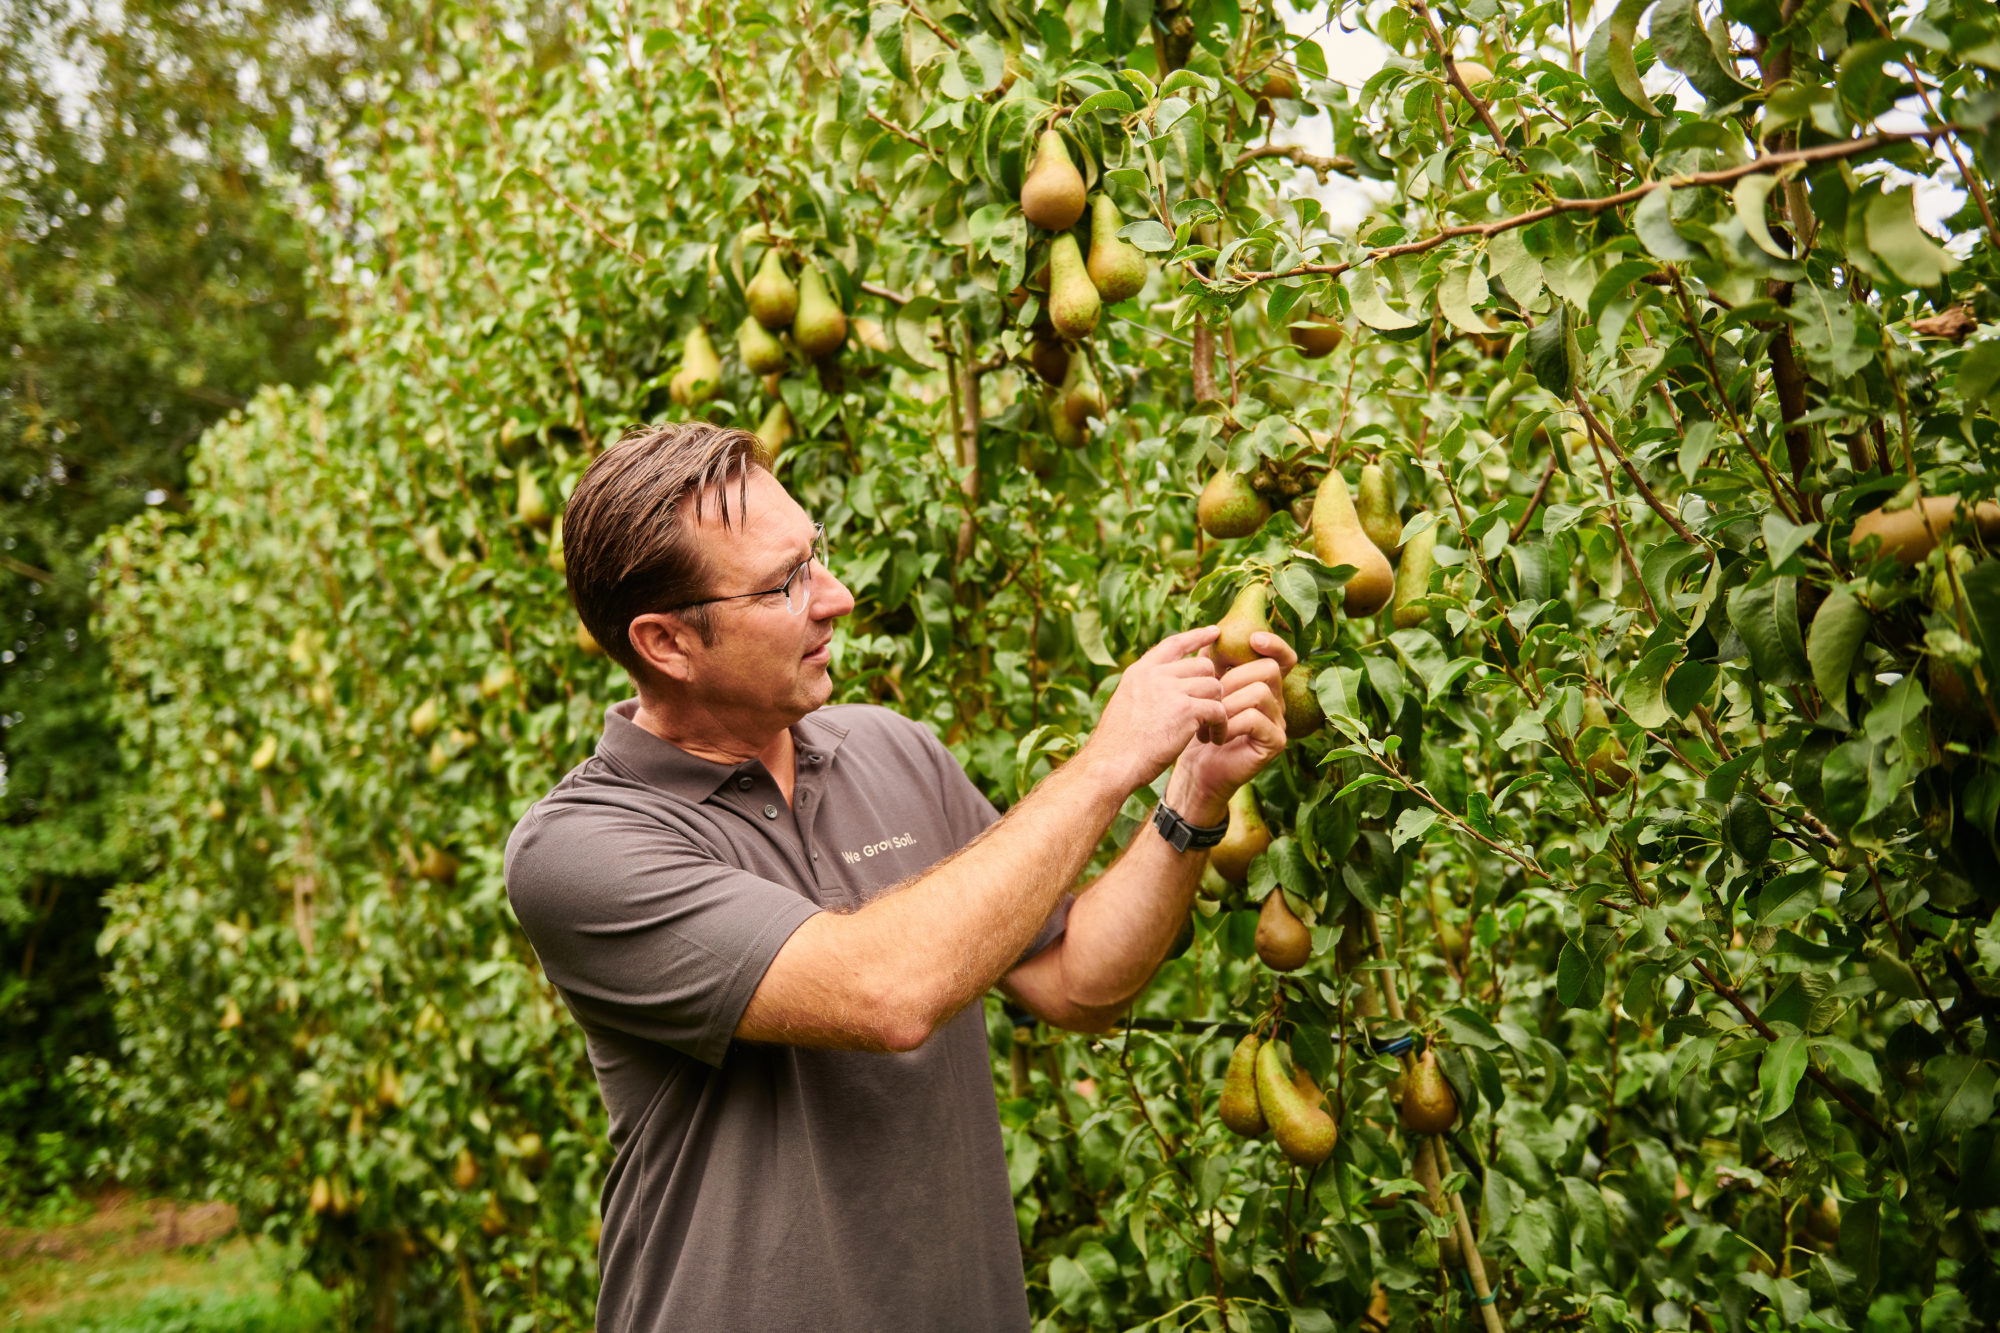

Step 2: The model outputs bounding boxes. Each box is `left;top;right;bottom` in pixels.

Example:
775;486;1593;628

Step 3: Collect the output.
754;402;793;463
576;620;604;656
1312;469;1395;616
1289;315;1344;359
1210;784;1272;884
1048;391;1084;449
1289;491;1315;530
793;263;848;359
1047;232;1101;341
1028;336;1070;386
1217;1034;1268;1138
1397;1049;1459;1135
668;325;723;407
1213;582;1273;671
1356;463;1403;555
516;470;551;528
1580;695;1631;793
1850;496;2000;565
1061;355;1106;428
1197;470;1271;539
1255;1040;1338;1166
1392;520;1438;629
1085;194;1147;302
1282;662;1323;737
738;316;788;375
1020;129;1087;231
1198;864;1230;899
1255;890;1312;972
746;248;798;329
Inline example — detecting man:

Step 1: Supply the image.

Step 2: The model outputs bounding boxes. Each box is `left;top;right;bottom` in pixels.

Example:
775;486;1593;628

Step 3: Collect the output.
504;421;1293;1331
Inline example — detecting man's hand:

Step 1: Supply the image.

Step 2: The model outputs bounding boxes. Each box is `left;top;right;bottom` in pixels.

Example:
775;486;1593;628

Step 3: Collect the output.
1167;630;1294;823
1076;626;1231;797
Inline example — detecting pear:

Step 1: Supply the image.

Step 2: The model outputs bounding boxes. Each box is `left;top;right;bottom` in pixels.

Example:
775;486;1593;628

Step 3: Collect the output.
1356;463;1402;555
1392;520;1438;629
793;263;848;359
1850;496;2000;565
853;316;891;354
1255;889;1312;972
1061;355;1106;428
1255;1040;1338;1167
1210;785;1273;884
1289;314;1344;359
1397;1049;1459;1135
669;326;723;406
1217;1034;1268;1138
1289;492;1315;529
1212;582;1273;671
1085;194;1147;302
1580;695;1631;793
453;1149;481;1192
754;401;793;463
1197;469;1271;539
409;697;441;740
1047;233;1101;341
1020;129;1087;231
1198;864;1230;899
548;515;566;575
738;315;788;375
1282;662;1324;737
1028;336;1070;386
1312;469;1395;617
746;248;798;329
516;470;551;528
1048;392;1084;449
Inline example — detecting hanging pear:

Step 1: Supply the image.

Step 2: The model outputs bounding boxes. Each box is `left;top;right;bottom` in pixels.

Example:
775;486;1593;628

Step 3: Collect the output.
1312;469;1395;616
1580;695;1631;793
1356;462;1403;555
1255;889;1312;972
738;316;788;375
754;402;793;463
1217;1034;1268;1138
1085;195;1147;302
1282;662;1324;737
793;263;848;359
1047;233;1101;341
1028;336;1070;386
548;515;566;575
1060;354;1106;429
669;326;723;407
1391;520;1438;629
575;620;604;656
1213;582;1274;671
1209;785;1273;884
1397;1049;1459;1135
1197;469;1270;539
1255;1039;1338;1167
1048;391;1084;449
746;248;799;329
1289;314;1344;359
516;470;551;528
1020;129;1087;231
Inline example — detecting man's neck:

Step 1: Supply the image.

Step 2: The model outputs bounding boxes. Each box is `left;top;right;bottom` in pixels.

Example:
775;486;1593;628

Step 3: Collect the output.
631;697;800;801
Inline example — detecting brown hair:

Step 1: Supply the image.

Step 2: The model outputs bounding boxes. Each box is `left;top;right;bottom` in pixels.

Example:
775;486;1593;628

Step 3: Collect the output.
561;421;764;680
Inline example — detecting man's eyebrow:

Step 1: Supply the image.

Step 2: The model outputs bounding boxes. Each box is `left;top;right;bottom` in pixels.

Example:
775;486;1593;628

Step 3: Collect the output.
756;534;814;586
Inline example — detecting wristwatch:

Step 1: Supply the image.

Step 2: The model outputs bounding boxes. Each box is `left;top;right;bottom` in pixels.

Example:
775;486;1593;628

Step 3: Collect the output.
1151;800;1230;853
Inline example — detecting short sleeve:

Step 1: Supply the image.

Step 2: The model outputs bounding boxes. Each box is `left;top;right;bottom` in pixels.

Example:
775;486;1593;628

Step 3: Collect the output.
904;715;1069;964
504;805;821;1068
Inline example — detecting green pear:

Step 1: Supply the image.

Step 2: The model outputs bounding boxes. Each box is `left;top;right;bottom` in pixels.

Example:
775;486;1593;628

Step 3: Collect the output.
516;470;551;528
746;248;798;330
1255;889;1312;972
1356;462;1402;555
1218;1034;1268;1138
409;697;441;740
1197;470;1270;539
738;316;788;375
754;402;793;464
1311;469;1395;616
1048;391;1084;449
1580;695;1631;793
1060;354;1106;429
576;620;604;656
1392;520;1438;629
1020;129;1086;231
1085;195;1147;302
793;263;848;359
548;515;566;575
1289;314;1344;358
1255;1040;1338;1167
1282;662;1324;737
1047;232;1101;342
1397;1049;1459;1135
1210;785;1273;885
669;326;723;406
1213;582;1273;671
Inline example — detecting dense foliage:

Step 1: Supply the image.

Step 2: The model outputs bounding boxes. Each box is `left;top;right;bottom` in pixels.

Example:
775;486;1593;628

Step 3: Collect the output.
88;0;2000;1327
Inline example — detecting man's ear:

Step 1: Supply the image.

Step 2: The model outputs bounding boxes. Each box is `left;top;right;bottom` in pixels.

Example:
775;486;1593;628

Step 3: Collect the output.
628;613;700;684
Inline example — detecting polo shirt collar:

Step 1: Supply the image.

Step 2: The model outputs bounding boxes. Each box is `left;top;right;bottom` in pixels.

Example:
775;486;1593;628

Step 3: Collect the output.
598;698;851;800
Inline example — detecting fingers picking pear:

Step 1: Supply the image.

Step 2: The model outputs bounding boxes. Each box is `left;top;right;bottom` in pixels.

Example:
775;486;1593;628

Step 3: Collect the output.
1218;1034;1268;1138
1085;194;1147;302
1255;889;1312;972
1213;582;1273;671
793;263;848;360
1020;129;1087;231
746;248;799;329
1197;470;1271;539
1047;232;1101;341
1255;1039;1338;1166
1312;469;1395;617
1209;785;1272;884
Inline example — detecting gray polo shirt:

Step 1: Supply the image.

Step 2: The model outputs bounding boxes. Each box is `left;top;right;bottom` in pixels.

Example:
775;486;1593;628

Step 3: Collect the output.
504;699;1066;1333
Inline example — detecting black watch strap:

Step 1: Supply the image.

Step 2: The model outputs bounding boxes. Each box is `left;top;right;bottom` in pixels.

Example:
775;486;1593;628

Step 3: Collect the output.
1151;800;1229;853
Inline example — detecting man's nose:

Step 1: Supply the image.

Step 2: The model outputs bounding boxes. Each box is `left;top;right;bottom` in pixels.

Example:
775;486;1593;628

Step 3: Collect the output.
813;568;857;619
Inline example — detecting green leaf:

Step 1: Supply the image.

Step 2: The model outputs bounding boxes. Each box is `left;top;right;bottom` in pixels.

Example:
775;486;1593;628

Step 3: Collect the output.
1343;270;1419;331
1273;563;1321;628
1650;0;1757;103
1727;577;1810;686
1759;1034;1811;1120
1487;228;1543;306
1733;174;1792;260
1806;590;1871;724
1925;1054;1998;1136
1118;220;1176;253
1557;924;1616;1009
1761;514;1819;571
1620;643;1680;728
1958;339;2000;413
1073;608;1117;667
1525;305;1575;397
1961;555;2000;685
1438;261;1491;337
1865;186;1958;289
1635;186;1703;262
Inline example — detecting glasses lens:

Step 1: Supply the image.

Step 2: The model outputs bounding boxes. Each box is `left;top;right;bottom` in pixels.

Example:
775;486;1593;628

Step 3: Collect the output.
786;526;827;615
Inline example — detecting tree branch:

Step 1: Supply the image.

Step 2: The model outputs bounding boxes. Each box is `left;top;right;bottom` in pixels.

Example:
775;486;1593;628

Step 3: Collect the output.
1237;143;1357;182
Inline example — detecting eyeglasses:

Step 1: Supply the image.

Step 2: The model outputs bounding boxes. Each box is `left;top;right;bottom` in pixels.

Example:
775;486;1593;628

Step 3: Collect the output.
659;522;829;617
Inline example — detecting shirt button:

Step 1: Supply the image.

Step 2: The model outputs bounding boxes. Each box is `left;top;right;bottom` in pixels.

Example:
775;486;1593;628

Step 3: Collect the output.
763;804;779;820
737;776;754;790
812;852;820;861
